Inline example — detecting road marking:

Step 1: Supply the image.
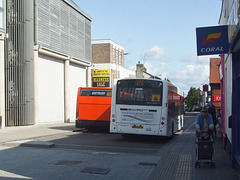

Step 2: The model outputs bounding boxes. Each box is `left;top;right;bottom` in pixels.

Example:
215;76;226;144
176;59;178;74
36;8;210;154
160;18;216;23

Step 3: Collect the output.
0;169;32;179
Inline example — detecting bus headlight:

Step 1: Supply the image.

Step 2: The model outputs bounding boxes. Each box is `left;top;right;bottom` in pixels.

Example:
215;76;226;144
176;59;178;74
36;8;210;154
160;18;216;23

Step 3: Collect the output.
112;119;116;122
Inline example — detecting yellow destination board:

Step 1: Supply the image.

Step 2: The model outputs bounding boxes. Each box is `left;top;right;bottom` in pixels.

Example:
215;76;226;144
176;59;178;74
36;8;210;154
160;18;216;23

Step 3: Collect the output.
152;95;160;102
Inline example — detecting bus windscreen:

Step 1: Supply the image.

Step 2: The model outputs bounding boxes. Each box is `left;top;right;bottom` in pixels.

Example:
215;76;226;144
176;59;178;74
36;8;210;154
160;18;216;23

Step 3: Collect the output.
116;79;163;106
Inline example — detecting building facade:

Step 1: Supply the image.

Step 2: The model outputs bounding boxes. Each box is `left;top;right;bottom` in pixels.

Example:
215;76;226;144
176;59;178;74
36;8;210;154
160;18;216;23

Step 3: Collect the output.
34;0;92;124
92;39;135;87
0;0;6;128
219;0;240;170
1;0;92;127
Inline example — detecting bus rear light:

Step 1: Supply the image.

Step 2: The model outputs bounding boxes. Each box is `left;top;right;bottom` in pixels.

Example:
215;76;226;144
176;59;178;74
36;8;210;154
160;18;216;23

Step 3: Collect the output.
161;122;164;125
76;111;79;119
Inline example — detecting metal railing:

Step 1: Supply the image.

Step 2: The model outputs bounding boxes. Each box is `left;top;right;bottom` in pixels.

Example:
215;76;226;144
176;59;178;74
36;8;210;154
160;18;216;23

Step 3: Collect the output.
5;0;34;126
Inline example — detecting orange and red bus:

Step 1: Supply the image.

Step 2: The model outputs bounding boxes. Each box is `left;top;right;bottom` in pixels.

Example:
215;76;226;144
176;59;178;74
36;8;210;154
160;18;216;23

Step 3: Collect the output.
75;87;112;129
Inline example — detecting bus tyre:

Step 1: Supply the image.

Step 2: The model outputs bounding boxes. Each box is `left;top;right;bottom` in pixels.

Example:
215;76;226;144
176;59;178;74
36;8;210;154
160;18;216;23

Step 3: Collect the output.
75;121;80;128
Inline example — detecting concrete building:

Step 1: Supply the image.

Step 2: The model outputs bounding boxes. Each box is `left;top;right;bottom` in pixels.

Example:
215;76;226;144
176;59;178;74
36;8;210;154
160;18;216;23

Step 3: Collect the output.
197;88;208;109
1;0;92;127
219;0;240;170
0;0;6;128
91;39;135;87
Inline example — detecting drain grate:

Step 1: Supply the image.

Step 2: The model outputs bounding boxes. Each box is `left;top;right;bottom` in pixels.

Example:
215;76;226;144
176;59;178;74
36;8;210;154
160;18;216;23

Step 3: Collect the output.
55;160;82;165
81;167;111;175
139;162;158;166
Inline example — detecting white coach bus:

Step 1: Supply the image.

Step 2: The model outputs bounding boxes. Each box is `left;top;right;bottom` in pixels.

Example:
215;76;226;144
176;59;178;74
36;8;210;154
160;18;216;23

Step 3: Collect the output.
110;78;184;137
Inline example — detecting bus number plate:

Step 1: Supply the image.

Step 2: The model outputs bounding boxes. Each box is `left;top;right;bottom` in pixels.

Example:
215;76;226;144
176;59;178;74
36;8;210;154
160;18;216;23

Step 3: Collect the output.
132;125;143;129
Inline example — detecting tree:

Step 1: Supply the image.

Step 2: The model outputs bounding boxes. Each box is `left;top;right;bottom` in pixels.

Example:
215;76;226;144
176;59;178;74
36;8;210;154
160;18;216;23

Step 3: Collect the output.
185;87;199;109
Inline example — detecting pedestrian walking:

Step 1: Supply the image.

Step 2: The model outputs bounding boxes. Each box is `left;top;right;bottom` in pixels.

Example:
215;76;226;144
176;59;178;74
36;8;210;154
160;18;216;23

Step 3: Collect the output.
216;109;221;135
208;102;218;137
195;107;215;168
195;107;214;139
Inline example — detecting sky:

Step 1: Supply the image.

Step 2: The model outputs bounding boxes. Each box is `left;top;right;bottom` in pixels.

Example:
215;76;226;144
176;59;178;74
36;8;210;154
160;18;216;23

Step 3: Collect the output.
74;0;222;96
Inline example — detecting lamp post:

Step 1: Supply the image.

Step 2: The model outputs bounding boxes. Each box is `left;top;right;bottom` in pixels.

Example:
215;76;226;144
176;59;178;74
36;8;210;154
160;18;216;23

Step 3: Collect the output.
116;52;118;79
116;52;129;79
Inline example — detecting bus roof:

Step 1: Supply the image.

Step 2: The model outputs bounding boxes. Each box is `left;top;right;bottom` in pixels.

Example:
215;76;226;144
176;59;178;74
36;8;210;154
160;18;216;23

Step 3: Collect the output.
79;87;112;90
116;78;183;96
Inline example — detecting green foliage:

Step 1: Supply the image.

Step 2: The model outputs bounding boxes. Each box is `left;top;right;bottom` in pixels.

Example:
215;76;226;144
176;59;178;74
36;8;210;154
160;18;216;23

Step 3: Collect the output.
185;87;199;109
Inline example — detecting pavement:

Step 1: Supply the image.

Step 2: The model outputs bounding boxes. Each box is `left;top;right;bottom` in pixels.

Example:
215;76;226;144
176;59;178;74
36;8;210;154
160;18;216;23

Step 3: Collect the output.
149;121;240;180
0;121;239;180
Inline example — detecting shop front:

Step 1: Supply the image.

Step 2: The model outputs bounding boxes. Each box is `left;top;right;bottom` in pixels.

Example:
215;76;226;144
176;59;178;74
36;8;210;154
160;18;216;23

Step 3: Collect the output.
231;29;240;169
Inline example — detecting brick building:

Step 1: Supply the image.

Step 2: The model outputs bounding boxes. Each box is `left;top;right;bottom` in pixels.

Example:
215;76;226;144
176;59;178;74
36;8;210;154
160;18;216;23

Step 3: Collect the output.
209;58;221;110
91;39;135;87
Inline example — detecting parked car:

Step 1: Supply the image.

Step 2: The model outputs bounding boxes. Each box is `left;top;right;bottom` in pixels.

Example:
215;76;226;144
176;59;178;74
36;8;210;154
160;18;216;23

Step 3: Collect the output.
192;107;200;112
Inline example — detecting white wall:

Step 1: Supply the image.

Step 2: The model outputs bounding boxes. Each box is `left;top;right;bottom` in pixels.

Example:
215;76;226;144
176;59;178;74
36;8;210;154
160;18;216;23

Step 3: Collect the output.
224;54;232;143
0;33;5;128
38;54;65;123
118;65;135;79
69;63;86;122
92;63;135;87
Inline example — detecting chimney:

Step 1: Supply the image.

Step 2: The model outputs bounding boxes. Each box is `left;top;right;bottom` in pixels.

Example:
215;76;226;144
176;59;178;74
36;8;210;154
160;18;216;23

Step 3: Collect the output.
136;61;144;78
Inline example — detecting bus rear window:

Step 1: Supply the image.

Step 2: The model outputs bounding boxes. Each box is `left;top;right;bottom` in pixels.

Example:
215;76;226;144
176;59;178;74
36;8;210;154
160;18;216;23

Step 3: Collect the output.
116;79;163;106
80;89;112;97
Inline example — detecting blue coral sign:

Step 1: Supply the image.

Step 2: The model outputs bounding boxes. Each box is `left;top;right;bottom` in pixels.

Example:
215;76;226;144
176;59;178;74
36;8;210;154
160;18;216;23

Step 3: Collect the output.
196;25;229;56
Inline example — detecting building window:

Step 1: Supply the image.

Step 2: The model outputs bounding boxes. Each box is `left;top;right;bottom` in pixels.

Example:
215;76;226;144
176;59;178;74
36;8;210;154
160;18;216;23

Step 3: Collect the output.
119;51;122;65
113;48;116;63
116;49;119;65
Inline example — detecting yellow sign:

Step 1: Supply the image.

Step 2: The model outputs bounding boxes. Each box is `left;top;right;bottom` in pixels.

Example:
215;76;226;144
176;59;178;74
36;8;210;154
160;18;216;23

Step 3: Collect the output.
132;125;143;129
92;77;110;87
92;69;110;77
152;95;160;102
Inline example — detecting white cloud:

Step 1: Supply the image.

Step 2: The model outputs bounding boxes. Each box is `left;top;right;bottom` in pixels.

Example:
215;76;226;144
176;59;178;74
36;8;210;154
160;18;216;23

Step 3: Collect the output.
134;45;168;78
181;55;214;65
126;49;212;97
142;59;210;96
181;55;198;63
167;64;209;95
128;65;136;71
142;46;166;61
144;61;166;77
197;55;215;65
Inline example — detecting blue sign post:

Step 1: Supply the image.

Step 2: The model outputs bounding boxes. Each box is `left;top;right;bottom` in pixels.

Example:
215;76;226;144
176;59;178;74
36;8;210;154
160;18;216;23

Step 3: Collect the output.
196;25;229;56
